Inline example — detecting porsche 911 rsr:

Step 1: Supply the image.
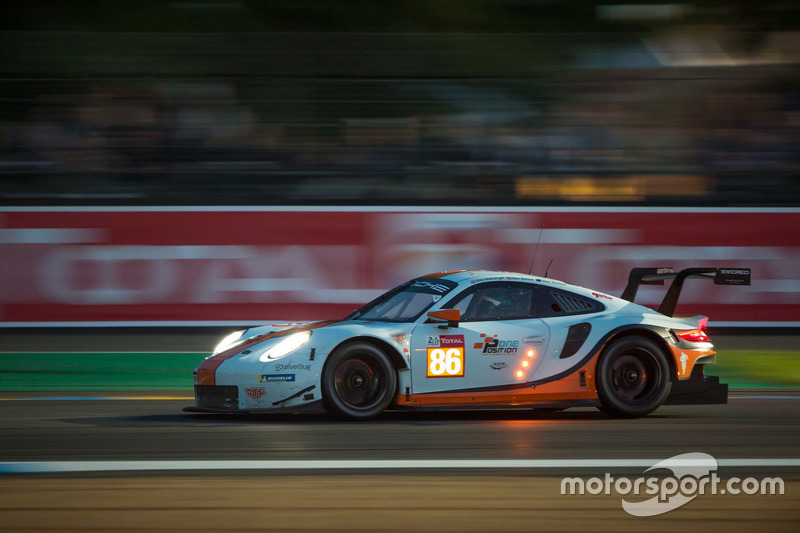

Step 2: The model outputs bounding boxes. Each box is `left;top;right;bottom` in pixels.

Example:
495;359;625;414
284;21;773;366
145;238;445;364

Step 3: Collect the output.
186;267;750;420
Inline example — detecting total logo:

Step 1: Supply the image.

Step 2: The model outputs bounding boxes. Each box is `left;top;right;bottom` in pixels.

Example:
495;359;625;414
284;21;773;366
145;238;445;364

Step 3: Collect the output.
427;334;464;348
474;333;519;355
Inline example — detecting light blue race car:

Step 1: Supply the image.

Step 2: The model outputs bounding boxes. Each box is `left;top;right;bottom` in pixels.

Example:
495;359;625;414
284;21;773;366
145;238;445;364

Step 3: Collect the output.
187;267;749;420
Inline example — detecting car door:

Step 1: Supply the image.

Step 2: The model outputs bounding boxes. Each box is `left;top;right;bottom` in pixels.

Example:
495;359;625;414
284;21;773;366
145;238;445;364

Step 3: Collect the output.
410;281;551;394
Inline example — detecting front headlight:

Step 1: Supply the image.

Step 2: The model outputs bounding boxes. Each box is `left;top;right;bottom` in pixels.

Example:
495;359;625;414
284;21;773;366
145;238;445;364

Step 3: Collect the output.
259;331;311;362
213;330;245;355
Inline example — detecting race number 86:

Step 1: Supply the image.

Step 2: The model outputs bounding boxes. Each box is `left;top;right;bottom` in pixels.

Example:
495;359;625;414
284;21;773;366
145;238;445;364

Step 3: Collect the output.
427;347;465;377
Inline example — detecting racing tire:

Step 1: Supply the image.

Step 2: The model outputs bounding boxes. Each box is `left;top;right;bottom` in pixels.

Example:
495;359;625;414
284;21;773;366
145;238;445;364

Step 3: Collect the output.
322;342;396;420
596;336;671;418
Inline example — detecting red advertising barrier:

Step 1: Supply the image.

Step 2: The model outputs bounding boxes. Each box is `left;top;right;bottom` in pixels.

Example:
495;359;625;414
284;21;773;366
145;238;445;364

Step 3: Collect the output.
1;207;798;327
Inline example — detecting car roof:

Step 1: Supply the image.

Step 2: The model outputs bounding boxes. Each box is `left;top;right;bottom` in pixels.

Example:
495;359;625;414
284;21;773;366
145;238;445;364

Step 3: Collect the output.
423;270;573;288
421;269;621;306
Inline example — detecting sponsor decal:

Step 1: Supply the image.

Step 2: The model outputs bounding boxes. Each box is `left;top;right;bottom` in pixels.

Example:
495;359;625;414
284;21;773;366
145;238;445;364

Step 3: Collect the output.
592;291;613;300
427;335;465;378
720;269;750;275
490;362;508;370
680;352;689;376
245;387;265;401
440;335;464;347
259;374;296;383
474;333;519;355
479;276;530;283
410;281;451;293
274;363;311;372
716;268;751;285
390;333;407;345
426;334;464;347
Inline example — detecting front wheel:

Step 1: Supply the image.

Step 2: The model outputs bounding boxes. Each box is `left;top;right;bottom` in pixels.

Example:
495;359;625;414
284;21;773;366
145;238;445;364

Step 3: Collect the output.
596;336;671;418
322;342;396;420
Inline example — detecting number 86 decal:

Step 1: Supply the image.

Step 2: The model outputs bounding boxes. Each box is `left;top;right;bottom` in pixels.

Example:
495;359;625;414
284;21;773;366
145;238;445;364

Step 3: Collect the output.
427;347;465;377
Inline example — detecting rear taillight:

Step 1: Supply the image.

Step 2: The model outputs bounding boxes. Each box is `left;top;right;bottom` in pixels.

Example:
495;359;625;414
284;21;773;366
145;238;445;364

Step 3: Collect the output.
676;328;710;343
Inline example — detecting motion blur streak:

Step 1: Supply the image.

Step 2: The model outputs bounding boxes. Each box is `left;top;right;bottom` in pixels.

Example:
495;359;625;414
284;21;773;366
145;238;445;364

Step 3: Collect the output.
4;458;800;474
1;209;798;326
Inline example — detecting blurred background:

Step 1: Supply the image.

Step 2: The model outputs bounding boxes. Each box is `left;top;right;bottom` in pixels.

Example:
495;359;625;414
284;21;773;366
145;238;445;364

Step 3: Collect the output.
1;0;798;207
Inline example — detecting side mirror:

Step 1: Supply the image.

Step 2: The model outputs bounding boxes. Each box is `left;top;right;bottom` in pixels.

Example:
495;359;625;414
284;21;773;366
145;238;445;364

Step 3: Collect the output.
427;309;460;328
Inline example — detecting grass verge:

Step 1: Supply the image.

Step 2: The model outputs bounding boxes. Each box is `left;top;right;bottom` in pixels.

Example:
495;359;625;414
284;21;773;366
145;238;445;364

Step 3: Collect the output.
714;350;800;389
0;350;797;391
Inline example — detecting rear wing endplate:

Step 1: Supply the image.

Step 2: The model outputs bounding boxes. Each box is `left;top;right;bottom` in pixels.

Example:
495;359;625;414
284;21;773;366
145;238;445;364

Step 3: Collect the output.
621;267;751;317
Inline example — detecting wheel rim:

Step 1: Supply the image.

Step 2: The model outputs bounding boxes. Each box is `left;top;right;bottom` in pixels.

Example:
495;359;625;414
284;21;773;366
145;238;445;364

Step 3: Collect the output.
333;356;386;410
609;350;661;404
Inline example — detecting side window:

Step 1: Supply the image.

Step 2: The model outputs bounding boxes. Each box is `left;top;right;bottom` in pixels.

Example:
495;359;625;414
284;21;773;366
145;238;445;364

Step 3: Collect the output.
449;292;475;319
533;286;605;317
447;283;533;321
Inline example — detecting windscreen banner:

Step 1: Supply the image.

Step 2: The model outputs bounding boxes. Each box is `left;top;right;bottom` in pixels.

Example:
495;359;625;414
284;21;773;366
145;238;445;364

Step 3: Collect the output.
1;207;797;327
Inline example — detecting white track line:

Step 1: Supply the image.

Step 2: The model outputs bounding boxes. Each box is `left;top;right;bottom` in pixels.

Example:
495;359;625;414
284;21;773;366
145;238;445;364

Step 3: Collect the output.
2;458;800;474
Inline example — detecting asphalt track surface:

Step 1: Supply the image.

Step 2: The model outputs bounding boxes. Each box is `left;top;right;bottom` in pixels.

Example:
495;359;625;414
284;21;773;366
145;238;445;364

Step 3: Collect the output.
2;331;799;531
1;394;798;531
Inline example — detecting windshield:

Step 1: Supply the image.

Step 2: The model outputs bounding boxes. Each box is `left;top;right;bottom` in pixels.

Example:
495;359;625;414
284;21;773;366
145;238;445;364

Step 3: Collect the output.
346;278;458;322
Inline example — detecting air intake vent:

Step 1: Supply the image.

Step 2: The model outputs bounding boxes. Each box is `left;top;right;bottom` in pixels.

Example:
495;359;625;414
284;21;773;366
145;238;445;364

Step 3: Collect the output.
560;322;592;359
195;385;239;411
551;292;596;313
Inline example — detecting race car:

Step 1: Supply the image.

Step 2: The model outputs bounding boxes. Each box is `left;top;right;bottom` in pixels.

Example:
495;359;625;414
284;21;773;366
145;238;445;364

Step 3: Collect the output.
186;266;750;420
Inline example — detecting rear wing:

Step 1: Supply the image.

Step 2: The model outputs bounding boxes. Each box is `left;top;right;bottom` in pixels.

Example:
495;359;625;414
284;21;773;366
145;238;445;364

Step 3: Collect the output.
621;267;751;317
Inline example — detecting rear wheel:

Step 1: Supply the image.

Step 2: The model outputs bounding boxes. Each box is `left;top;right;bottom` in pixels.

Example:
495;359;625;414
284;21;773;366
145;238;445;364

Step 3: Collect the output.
596;336;671;418
322;342;396;420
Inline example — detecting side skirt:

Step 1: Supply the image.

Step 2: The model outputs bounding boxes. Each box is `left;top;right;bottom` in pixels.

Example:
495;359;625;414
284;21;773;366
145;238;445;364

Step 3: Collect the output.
391;399;599;411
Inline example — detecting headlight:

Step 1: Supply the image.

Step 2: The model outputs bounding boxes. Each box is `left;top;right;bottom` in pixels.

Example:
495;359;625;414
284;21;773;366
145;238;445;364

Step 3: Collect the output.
213;330;245;355
259;331;311;362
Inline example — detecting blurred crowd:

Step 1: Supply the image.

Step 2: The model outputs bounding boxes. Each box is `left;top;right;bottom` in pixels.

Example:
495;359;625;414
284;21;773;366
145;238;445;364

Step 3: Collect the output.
3;73;796;205
0;2;798;205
